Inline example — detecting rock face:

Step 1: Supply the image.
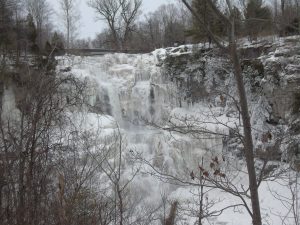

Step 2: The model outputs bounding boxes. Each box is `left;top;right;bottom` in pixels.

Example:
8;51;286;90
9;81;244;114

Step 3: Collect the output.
161;37;300;163
260;39;300;122
257;38;300;165
162;47;230;107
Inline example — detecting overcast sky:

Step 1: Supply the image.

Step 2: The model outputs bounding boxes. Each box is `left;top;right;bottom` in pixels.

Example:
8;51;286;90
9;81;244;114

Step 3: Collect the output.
50;0;177;39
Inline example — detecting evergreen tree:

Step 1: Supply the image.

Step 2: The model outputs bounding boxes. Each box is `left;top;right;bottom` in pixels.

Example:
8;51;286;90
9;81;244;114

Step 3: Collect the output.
26;13;39;53
44;40;52;55
0;0;15;54
186;0;226;44
51;32;65;55
244;0;272;41
230;6;243;37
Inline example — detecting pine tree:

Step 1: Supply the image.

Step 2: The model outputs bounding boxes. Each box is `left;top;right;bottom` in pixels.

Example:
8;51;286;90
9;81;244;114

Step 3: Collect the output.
51;32;65;55
0;0;15;54
230;6;243;38
244;0;272;41
186;0;226;44
26;13;39;53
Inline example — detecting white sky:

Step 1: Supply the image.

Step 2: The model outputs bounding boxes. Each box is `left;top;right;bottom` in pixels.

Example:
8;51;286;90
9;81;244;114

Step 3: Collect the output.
50;0;177;39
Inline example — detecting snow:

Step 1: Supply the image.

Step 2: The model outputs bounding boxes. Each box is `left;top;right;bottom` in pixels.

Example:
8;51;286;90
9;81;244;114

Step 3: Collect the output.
54;40;300;224
1;86;20;121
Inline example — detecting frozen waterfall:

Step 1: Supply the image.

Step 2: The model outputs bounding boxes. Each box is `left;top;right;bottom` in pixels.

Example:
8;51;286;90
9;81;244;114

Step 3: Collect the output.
58;53;226;173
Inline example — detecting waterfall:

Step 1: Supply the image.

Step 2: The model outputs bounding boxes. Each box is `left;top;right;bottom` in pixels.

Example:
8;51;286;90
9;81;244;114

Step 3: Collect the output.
63;53;226;170
105;82;124;127
1;86;20;121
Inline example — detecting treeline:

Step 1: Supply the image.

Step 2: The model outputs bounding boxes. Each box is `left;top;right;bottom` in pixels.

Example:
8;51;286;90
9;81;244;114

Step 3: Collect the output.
92;0;300;51
2;0;300;54
91;1;191;50
0;0;64;64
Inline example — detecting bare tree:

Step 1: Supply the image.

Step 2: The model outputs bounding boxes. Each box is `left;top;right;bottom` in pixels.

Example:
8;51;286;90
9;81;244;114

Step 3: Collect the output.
281;0;286;15
179;1;263;224
59;0;80;49
143;13;163;49
0;45;96;225
86;129;140;225
88;0;141;50
119;0;141;49
26;0;52;49
88;0;120;49
267;168;300;225
154;4;187;47
272;0;300;35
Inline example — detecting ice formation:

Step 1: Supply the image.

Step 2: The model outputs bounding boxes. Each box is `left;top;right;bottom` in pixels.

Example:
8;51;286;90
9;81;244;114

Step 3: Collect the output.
55;44;299;224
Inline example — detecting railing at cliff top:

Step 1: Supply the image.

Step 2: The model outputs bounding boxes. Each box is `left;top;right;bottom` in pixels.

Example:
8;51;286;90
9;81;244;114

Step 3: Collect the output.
66;49;150;56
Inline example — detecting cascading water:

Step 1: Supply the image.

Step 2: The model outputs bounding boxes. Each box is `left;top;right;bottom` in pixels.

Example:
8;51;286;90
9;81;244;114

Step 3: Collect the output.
61;52;226;171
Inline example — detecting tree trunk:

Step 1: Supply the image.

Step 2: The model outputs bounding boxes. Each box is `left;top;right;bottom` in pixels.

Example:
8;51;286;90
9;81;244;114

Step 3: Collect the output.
165;201;178;225
109;23;121;51
281;0;285;15
117;185;123;225
17;153;26;225
230;35;262;225
67;18;70;49
198;157;204;225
